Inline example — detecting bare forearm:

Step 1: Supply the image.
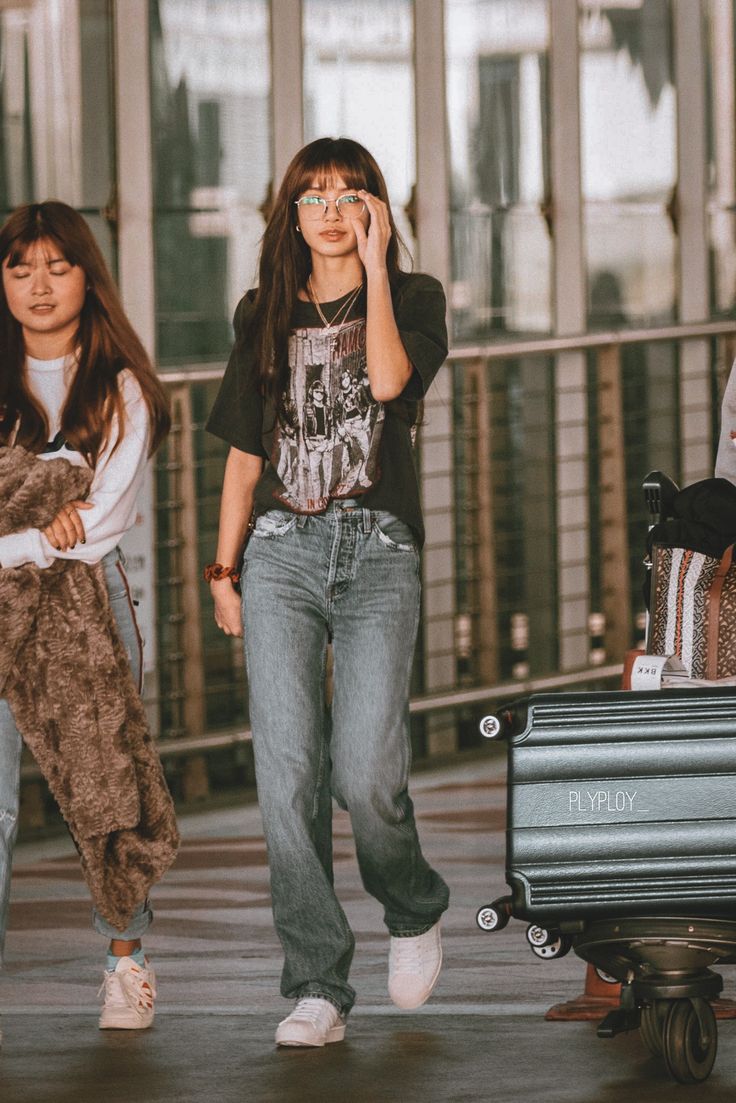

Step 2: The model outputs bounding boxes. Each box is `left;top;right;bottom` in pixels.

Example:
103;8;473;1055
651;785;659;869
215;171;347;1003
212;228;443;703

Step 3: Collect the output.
365;269;412;402
215;447;263;566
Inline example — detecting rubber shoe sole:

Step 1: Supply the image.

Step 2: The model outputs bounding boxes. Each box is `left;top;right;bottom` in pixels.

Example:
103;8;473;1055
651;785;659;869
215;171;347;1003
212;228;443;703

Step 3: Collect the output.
99;1007;154;1030
276;1021;346;1047
275;998;347;1048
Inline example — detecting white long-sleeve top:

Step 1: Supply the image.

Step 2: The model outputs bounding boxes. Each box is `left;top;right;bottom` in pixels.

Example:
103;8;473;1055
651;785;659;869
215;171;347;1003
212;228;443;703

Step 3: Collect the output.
715;360;736;485
0;354;150;569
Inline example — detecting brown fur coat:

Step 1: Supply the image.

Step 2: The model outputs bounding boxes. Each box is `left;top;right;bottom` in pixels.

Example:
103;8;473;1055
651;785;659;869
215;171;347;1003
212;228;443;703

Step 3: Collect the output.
0;445;179;930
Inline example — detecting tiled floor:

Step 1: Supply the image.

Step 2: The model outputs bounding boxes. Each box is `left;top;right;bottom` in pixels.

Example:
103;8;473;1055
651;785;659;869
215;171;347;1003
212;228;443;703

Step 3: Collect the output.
1;753;735;1102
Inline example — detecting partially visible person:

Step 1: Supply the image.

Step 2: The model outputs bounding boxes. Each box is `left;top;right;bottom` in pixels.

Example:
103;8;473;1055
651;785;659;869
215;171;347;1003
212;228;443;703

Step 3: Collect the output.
715;360;736;484
0;201;177;1036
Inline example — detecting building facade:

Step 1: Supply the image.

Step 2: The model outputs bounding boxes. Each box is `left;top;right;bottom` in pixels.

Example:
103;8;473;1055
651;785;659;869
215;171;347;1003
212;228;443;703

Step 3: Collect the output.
1;0;735;783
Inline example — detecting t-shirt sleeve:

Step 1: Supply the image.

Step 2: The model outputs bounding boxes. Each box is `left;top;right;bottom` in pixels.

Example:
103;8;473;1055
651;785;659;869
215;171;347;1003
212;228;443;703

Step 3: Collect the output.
395;274;449;399
206;294;267;457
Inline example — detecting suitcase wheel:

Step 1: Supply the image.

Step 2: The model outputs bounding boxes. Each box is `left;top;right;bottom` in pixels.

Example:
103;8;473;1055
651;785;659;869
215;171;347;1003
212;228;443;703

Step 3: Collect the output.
479;714;502;739
527;931;572;960
640;1000;668;1057
476;899;511;932
530;934;572;960
526;924;556;948
662;998;717;1084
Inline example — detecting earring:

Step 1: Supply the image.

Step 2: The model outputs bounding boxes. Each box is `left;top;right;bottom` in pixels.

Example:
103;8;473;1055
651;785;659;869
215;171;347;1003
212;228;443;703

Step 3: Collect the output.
296;226;301;234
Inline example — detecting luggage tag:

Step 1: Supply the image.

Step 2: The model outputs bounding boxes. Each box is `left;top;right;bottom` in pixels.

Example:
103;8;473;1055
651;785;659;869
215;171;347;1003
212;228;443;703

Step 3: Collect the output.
630;653;688;691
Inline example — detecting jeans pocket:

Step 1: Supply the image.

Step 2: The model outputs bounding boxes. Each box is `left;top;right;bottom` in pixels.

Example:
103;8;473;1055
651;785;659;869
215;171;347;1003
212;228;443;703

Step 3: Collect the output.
372;512;417;553
252;509;298;539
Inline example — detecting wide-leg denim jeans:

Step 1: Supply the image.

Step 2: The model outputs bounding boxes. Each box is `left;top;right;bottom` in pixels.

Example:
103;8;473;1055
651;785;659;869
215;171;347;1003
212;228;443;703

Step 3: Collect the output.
0;548;152;963
241;502;450;1015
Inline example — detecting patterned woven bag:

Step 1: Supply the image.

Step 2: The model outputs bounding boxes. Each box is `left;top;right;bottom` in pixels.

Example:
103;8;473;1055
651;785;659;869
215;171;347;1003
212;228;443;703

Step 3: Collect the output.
648;543;736;679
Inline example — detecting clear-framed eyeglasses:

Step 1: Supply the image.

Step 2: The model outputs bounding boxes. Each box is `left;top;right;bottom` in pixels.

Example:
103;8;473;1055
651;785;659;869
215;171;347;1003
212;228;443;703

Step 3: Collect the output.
294;194;366;221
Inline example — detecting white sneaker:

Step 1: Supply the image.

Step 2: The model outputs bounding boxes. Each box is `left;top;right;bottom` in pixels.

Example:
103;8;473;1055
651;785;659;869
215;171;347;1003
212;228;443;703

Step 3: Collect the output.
388;921;442;1009
98;956;156;1030
275;997;346;1047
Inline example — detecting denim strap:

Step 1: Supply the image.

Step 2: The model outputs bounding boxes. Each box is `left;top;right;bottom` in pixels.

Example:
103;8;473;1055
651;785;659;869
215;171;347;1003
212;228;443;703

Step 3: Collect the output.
361;508;371;534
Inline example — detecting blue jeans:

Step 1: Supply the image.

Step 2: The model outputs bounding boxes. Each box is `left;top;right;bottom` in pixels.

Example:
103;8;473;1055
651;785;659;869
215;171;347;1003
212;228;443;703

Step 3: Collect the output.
241;502;450;1015
0;548;152;963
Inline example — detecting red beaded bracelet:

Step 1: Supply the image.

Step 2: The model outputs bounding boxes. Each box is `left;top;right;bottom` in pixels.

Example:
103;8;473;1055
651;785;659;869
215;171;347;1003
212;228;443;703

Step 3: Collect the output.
203;563;241;585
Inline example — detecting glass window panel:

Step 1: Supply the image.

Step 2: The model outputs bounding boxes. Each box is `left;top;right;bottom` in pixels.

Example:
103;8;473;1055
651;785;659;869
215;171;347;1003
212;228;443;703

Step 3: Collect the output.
704;0;736;316
579;0;677;326
445;0;552;341
0;0;115;265
453;356;557;683
151;0;271;365
302;0;415;254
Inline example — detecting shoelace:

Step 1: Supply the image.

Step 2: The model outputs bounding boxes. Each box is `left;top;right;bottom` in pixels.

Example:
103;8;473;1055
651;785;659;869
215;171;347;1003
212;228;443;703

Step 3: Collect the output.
290;998;337;1024
390;938;427;974
98;966;156;1011
121;966;156;1010
97;972;125;1004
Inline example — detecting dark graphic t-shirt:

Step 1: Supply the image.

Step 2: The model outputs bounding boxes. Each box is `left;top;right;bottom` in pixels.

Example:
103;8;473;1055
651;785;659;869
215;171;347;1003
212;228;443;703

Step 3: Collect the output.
206;272;448;545
275;316;384;513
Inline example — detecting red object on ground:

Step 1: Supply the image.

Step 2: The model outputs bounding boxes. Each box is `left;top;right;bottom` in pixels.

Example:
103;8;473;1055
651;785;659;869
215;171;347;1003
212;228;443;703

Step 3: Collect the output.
545;964;620;1021
545;964;736;1021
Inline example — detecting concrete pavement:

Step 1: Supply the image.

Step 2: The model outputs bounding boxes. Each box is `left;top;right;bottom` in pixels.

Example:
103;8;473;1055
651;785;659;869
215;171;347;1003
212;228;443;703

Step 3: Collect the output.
1;752;735;1102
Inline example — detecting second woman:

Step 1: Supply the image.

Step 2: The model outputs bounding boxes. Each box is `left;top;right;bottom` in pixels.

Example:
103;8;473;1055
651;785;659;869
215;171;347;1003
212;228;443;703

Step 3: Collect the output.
0;201;177;1034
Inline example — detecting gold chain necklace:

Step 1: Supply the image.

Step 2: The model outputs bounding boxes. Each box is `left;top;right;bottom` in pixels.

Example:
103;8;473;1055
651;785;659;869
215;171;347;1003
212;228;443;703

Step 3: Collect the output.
307;276;363;331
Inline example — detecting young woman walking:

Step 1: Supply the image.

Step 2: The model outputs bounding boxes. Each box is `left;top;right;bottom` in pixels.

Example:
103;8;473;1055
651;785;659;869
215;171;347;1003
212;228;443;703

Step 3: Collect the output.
0;201;176;1033
207;137;450;1047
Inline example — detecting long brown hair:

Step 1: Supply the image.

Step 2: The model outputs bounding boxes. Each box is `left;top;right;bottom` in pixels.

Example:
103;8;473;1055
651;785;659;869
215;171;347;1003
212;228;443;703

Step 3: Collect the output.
0;201;170;465
251;137;410;421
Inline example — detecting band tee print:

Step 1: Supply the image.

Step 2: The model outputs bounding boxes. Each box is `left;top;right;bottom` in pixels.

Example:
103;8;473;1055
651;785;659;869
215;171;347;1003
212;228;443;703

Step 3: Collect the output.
273;317;384;513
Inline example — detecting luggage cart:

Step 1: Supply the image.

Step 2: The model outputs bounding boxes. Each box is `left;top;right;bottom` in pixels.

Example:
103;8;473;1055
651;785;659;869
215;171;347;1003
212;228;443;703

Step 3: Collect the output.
477;688;736;1084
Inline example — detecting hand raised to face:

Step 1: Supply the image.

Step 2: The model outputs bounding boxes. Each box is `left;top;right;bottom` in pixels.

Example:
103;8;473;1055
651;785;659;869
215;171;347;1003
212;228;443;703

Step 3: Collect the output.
352;191;392;274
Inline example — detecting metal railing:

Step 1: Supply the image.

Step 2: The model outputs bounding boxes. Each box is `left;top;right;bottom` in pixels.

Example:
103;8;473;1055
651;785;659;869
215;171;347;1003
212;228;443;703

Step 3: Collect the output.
148;318;736;755
19;320;736;810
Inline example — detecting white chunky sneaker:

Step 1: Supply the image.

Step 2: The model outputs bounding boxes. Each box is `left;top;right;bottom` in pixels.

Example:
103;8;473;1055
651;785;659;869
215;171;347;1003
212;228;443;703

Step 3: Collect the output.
98;956;156;1030
275;997;346;1048
388;921;442;1009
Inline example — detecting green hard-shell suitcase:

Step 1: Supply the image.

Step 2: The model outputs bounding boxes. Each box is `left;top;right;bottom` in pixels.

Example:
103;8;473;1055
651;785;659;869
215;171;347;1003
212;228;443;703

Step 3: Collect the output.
483;687;736;923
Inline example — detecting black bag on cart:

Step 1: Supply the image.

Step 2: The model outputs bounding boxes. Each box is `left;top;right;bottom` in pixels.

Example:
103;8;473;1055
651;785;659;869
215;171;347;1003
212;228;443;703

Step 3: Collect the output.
495;686;736;923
